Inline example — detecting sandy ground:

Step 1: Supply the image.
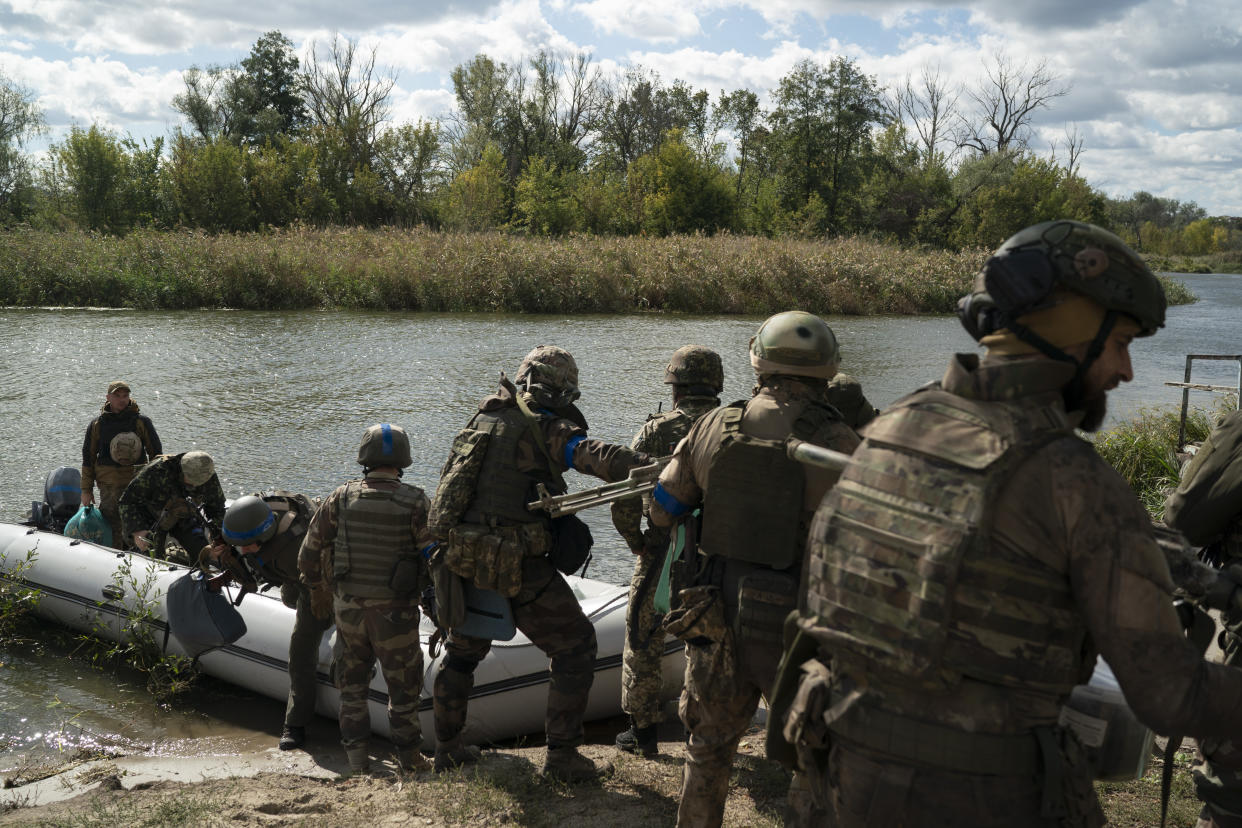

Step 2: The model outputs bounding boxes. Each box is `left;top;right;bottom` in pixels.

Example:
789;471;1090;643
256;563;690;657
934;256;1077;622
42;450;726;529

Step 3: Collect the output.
0;716;789;827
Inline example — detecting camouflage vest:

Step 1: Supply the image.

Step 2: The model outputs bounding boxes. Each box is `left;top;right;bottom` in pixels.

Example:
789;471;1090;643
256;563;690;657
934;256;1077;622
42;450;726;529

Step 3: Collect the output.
699;399;838;571
802;386;1084;695
333;480;422;598
462;406;561;526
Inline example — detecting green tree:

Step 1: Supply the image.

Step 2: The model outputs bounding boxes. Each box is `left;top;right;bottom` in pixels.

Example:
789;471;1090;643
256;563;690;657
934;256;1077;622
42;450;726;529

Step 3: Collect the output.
626;129;734;236
442;143;509;230
514;155;581;234
50;125;131;232
162;134;253;232
373;120;444;226
240;31;307;141
0;72;46;221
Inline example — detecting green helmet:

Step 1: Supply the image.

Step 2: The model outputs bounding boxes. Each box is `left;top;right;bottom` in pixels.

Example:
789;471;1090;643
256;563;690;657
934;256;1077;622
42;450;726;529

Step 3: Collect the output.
958;220;1167;341
222;495;276;546
664;345;724;392
180;451;215;487
750;311;839;379
516;345;580;406
357;423;412;469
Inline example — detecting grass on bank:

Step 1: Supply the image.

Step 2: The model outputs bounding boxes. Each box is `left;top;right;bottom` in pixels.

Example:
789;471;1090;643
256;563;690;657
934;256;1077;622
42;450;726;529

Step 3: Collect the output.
0;227;1195;314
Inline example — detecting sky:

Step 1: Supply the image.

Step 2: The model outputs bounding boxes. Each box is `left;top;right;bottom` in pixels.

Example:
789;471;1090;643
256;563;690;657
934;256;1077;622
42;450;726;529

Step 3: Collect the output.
1;0;1240;216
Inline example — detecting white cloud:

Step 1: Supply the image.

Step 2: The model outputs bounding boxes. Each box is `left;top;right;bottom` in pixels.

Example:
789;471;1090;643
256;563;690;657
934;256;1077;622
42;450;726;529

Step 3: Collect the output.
571;0;702;43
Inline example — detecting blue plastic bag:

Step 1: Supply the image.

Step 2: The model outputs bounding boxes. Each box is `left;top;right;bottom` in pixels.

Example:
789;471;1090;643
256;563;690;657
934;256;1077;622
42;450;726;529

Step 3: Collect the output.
64;505;113;547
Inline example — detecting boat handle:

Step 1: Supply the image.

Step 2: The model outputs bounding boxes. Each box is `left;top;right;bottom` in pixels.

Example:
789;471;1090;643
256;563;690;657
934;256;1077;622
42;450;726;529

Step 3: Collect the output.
101;585;124;601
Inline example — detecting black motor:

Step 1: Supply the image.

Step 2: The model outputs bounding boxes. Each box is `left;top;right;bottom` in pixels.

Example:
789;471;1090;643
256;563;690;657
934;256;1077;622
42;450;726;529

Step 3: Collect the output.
29;466;82;532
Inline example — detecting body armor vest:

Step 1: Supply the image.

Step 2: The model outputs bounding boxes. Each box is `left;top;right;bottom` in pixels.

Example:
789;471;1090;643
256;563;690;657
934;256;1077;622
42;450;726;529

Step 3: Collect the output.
463;406;561;526
90;410;154;466
803;386;1084;695
699;399;837;571
333;480;422;597
251;493;314;587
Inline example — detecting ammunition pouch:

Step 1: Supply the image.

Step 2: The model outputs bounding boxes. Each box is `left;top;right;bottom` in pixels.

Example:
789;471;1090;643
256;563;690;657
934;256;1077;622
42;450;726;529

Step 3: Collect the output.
735;569;797;679
444;522;550;598
388;556;423;597
280;582;300;610
665;585;737;699
548;513;594;575
767;620;823;769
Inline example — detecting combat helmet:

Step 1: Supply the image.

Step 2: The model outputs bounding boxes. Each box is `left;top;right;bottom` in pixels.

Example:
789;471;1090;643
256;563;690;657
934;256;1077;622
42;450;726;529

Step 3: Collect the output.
958;220;1166;343
222;495;276;547
110;432;143;465
180;451;215;486
750;311;839;380
516;345;581;407
357;423;412;469
664;345;724;393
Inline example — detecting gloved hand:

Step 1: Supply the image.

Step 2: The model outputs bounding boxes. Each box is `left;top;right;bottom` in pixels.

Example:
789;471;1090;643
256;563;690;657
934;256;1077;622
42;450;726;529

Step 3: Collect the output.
310;584;334;620
205;571;233;593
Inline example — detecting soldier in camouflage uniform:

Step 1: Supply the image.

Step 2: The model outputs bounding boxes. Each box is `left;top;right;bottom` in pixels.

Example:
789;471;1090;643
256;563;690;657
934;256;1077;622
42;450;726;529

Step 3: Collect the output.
298;424;432;775
611;345;722;757
648;313;860;828
785;221;1242;827
80;380;162;548
826;371;878;431
118;450;224;560
1166;410;1242;828
213;492;329;753
430;345;651;783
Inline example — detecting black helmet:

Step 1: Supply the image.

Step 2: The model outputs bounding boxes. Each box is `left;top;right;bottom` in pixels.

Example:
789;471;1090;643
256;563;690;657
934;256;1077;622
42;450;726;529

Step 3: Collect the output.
222;495;276;546
357;423;412;469
664;345;724;392
958;220;1166;342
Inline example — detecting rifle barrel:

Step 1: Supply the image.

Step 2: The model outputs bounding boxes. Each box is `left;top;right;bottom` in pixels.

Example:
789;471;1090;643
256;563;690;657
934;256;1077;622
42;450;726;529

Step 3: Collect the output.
786;439;852;472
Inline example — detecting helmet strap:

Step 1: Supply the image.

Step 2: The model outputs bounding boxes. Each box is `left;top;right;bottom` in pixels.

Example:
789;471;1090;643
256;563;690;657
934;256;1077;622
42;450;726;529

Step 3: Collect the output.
1062;310;1119;412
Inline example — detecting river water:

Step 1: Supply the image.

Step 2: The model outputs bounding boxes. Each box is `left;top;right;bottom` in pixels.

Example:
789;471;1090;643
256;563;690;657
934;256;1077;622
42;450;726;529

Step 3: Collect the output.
1;272;1239;771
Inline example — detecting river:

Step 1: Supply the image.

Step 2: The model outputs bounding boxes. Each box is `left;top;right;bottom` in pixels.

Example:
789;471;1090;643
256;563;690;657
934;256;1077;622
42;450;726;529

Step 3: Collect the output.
1;271;1239;771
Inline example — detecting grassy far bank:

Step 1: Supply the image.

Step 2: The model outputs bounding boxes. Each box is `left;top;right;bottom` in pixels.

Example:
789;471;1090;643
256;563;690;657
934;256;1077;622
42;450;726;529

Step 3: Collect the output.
0;227;1196;314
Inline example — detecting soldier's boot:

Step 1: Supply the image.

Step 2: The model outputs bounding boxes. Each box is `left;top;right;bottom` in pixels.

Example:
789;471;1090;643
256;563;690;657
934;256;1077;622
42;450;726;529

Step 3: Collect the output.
278;725;305;751
541;746;600;784
615;717;658;757
395;746;431;773
433;738;483;773
344;746;370;776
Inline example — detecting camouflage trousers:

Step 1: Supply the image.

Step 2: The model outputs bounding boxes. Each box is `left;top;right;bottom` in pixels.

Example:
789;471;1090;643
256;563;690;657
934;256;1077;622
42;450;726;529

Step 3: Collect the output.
435;556;596;748
677;639;768;828
93;465;136;549
1194;606;1242;826
621;550;667;728
285;585;332;728
333;593;424;751
816;739;1103;828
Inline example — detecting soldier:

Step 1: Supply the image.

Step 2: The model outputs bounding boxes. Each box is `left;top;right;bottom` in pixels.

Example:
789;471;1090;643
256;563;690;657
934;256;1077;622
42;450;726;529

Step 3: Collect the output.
429;345;651;783
119;450;223;560
826;370;878;431
297;424;432;775
611;345;723;758
80;380;162;548
647;312;861;828
213;492;330;753
783;220;1242;827
1166;409;1242;828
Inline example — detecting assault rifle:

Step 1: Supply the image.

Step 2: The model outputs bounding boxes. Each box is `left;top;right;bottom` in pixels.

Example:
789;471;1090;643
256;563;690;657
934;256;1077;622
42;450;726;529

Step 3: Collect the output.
1154;525;1242;613
527;456;672;518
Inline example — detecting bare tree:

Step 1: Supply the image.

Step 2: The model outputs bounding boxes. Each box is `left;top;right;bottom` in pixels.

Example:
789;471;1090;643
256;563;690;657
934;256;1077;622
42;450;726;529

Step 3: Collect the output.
1051;123;1085;176
302;35;396;167
956;52;1070;155
887;62;959;168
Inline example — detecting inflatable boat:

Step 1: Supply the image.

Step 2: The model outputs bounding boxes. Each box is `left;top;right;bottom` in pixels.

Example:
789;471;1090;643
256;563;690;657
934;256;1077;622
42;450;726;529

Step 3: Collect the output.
0;522;684;748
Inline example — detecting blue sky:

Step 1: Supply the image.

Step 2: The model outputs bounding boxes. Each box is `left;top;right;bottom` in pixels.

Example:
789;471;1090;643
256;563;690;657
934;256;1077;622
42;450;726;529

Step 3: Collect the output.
2;0;1240;215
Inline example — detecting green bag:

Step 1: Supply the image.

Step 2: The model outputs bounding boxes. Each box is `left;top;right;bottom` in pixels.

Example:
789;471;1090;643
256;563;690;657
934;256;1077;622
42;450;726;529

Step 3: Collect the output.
64;505;112;547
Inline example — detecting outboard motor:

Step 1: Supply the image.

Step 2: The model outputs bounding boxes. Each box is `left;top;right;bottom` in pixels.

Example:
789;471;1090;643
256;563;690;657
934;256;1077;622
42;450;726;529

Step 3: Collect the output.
29;466;82;532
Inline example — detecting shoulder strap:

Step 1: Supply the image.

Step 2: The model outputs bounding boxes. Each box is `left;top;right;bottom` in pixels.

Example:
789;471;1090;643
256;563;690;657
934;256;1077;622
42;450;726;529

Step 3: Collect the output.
135;418;153;456
514;392;568;491
89;418;102;461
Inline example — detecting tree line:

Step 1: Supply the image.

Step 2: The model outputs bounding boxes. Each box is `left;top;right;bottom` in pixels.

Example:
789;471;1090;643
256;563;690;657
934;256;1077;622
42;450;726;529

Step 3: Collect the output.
0;30;1237;258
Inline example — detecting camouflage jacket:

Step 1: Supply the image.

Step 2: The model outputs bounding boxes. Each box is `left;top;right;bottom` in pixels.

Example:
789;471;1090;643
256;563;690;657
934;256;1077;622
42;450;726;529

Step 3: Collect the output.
826;372;878;431
298;469;432;593
1165;409;1242;550
831;353;1242;741
610;394;719;553
649;376;860;531
117;453;225;542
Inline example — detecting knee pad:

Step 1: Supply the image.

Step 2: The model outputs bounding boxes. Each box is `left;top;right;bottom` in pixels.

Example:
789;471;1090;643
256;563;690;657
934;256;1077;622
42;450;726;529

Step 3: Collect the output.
445;654;481;675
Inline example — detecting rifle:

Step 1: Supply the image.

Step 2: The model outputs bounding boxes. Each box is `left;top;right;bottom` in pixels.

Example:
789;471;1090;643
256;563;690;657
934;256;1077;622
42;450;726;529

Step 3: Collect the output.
527;456;673;518
1153;524;1242;614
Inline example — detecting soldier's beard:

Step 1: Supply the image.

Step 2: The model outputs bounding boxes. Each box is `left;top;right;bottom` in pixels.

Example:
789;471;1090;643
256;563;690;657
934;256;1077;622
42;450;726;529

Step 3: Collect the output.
1077;390;1108;432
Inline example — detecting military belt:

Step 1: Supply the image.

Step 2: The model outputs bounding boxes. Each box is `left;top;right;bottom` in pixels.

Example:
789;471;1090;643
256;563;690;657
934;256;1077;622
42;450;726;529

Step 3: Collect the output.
828;700;1041;777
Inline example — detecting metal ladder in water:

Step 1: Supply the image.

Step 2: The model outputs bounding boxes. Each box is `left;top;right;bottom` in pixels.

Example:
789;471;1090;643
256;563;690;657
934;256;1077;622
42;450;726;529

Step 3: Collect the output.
1163;354;1242;451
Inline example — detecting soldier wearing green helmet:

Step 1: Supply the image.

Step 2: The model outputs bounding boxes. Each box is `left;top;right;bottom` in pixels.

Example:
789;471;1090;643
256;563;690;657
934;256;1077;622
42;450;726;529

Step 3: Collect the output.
211;491;326;753
780;220;1242;827
648;312;860;828
611;345;724;758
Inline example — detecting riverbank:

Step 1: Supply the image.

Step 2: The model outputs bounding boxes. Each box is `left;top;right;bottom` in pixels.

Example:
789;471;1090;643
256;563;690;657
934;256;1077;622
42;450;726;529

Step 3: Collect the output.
0;227;1196;314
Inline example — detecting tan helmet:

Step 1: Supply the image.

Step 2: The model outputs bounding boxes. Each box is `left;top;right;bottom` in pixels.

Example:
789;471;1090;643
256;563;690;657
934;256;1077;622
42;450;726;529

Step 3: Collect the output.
357;423;412;468
749;311;839;379
180;451;215;487
664;345;724;392
109;432;143;465
516;345;581;406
